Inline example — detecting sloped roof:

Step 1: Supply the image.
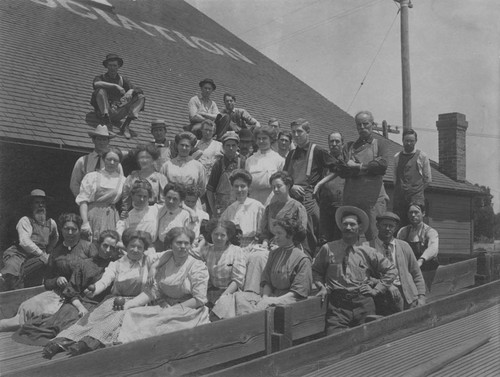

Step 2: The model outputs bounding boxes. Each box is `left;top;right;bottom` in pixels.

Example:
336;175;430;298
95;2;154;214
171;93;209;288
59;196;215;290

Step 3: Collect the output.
0;0;479;194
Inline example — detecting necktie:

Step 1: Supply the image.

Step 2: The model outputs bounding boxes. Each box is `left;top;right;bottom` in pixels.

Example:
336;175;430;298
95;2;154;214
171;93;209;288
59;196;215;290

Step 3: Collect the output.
342;246;352;275
95;155;101;171
384;243;393;263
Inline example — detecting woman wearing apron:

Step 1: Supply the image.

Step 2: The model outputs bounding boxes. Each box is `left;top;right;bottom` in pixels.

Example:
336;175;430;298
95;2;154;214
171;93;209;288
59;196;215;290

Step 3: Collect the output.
77;147;125;241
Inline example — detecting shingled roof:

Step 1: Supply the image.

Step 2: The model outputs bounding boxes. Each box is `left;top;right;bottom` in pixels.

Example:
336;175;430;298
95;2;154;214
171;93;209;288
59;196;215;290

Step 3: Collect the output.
0;0;479;194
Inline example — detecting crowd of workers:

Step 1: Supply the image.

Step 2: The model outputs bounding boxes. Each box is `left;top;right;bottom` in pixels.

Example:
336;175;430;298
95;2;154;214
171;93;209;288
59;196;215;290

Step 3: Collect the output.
0;53;439;359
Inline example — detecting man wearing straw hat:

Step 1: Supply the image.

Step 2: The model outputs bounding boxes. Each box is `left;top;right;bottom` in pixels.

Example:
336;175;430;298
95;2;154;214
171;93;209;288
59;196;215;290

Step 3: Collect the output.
312;206;396;334
91;53;146;139
0;190;59;291
69;125;123;197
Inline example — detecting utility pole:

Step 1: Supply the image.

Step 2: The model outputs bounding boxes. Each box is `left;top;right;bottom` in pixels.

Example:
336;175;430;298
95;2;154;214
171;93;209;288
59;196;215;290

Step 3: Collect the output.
397;0;412;131
373;120;401;138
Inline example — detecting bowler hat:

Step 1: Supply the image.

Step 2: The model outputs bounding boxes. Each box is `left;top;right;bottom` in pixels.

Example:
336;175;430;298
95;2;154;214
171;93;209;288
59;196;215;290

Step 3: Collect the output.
376;212;401;223
238;128;254;141
88;124;116;138
151;119;167;129
102;53;124;67
335;206;369;234
221;131;240;144
199;78;216;90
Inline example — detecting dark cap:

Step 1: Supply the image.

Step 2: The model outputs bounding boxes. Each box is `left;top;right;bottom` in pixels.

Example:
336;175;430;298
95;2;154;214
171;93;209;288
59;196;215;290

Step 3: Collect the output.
151;119;167;129
238;128;254;141
376;212;401;223
199;78;216;90
102;53;124;67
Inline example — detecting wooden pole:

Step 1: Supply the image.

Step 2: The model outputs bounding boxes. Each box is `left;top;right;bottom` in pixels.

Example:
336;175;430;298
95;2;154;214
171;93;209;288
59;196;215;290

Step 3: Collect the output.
400;0;412;131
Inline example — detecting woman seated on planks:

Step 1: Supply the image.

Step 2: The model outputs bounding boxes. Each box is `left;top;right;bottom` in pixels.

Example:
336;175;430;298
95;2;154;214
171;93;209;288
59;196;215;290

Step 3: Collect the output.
190;219;246;320
0;213;97;332
46;229;156;357
234;219;313;316
115;227;210;344
13;230;121;353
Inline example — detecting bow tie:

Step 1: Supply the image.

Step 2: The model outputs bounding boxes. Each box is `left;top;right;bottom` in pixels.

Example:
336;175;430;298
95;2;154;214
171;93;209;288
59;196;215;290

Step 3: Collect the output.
155;143;165;147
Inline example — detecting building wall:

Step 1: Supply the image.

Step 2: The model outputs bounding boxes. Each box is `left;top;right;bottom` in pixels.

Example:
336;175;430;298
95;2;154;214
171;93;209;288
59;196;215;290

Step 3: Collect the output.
386;186;472;256
0;142;83;251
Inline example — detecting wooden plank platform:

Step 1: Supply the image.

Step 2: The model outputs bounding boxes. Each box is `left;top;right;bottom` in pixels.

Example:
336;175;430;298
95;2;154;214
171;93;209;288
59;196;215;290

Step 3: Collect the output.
209;279;500;377
301;303;500;377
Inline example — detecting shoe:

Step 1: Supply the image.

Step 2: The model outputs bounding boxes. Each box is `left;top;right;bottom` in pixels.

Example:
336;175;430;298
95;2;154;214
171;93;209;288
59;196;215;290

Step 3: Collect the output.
42;342;63;360
101;114;111;126
120;117;133;139
67;341;91;356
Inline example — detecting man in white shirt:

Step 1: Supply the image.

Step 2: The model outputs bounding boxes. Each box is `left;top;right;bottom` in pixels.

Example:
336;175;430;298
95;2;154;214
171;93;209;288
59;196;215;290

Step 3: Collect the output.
69;125;123;197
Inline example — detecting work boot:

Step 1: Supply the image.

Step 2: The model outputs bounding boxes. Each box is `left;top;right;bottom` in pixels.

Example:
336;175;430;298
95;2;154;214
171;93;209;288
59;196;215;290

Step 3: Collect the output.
120;117;133;139
101;114;111;126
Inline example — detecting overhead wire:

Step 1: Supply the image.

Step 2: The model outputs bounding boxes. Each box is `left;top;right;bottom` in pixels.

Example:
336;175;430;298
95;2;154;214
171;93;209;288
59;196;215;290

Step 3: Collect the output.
254;0;383;50
346;7;400;112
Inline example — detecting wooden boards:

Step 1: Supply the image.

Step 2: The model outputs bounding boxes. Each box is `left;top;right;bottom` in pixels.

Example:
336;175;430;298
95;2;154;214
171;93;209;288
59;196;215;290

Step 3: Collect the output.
0;285;45;319
209;279;500;377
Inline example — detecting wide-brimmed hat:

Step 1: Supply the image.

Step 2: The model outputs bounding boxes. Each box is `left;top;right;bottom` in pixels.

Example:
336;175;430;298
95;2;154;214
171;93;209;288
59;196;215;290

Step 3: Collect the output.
88;124;116;138
198;78;216;90
102;53;124;67
24;189;53;201
335;206;369;234
221;131;240;144
376;212;400;224
151;119;167;130
238;128;254;141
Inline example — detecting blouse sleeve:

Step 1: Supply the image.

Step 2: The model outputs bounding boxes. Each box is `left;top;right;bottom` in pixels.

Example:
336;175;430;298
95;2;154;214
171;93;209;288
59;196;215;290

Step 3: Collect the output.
188;259;209;305
259;205;271;241
230;246;247;289
76;172;97;205
94;259;119;293
297;202;308;229
48;219;59;253
289;255;313;298
121;174;135;212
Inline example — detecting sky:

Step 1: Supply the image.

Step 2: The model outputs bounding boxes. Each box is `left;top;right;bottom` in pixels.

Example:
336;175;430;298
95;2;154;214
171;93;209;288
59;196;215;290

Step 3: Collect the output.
185;0;500;211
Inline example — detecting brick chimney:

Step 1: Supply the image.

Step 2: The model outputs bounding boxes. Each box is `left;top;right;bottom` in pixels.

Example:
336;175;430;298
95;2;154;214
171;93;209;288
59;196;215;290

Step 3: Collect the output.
436;112;468;182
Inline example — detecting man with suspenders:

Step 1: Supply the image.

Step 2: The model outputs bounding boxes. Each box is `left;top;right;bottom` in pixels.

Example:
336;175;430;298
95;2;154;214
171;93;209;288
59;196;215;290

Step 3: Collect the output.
284;118;336;256
90;53;146;139
206;131;246;217
339;111;390;241
69;125;123;197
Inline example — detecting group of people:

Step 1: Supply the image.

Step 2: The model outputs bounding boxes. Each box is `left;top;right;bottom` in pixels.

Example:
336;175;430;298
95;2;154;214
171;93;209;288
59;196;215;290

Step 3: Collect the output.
0;53;440;358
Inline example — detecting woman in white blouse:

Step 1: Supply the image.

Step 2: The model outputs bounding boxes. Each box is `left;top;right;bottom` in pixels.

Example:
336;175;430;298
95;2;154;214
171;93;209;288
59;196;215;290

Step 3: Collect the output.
245;126;284;205
77;147;125;241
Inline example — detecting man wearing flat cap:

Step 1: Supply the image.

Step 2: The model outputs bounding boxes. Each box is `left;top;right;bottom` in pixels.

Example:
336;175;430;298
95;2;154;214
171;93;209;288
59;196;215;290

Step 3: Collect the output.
70;125;123;197
312;206;397;334
186;79;220;138
0;190;59;291
369;212;426;315
207;131;246;216
150;119;174;171
91;53;146;139
238;128;255;158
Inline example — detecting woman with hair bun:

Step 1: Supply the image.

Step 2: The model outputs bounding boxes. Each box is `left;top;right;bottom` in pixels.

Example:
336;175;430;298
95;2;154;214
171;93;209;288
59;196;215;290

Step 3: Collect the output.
117;227;210;343
52;228;154;356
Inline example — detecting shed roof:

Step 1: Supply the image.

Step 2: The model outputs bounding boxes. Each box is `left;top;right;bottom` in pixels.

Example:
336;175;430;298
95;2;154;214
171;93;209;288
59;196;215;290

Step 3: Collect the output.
0;0;480;194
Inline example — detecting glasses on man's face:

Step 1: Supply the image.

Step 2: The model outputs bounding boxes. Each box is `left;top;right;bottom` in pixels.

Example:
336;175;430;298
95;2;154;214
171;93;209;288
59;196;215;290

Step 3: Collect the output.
102;244;117;252
105;157;119;163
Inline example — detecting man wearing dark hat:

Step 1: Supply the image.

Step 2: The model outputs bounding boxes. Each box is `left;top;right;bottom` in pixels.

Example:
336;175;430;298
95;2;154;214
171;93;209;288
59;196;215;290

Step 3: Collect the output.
214;93;260;140
338;110;390;241
207;131;246;216
91;53;146;139
186;79;219;138
369;212;426;315
312;206;396;334
0;190;59;291
238;128;255;158
69;125;123;197
150;119;174;171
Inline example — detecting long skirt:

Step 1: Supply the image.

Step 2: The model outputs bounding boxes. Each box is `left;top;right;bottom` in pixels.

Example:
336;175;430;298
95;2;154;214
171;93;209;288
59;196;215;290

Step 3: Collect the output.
17;291;63;325
56;296;128;346
117;304;209;344
88;204;119;241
